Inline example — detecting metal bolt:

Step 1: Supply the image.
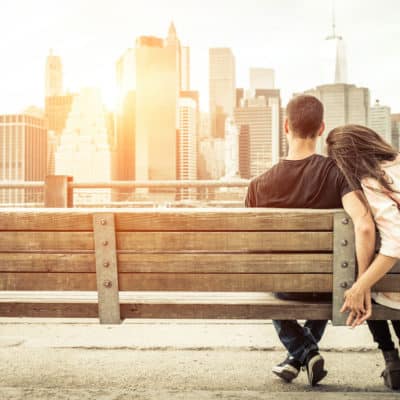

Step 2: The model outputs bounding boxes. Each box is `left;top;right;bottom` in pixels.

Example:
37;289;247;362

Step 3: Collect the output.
103;261;110;268
341;239;348;247
103;280;112;288
100;219;106;225
102;240;108;246
341;261;349;268
340;282;348;289
342;218;349;225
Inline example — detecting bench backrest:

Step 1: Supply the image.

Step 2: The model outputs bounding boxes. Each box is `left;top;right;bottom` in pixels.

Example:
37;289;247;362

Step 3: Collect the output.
0;208;399;324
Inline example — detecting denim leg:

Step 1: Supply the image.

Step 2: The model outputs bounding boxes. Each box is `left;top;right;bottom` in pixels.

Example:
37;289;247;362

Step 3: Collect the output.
273;320;327;364
304;320;328;344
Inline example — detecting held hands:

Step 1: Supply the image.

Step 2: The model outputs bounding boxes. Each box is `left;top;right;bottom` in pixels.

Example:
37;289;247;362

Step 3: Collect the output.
340;284;372;328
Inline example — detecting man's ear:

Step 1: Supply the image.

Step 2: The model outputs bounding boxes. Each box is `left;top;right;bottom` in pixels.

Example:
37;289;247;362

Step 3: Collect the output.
284;118;289;135
317;121;325;137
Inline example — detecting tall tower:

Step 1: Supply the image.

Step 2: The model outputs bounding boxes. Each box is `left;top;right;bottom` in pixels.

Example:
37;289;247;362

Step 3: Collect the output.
303;83;370;153
45;49;63;97
322;1;347;84
369;100;392;145
209;48;236;138
135;32;180;187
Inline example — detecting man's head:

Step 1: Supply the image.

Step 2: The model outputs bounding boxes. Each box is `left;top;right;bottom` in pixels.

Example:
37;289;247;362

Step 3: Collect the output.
285;95;324;139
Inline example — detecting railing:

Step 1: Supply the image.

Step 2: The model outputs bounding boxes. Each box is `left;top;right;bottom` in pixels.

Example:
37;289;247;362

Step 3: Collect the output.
0;176;249;208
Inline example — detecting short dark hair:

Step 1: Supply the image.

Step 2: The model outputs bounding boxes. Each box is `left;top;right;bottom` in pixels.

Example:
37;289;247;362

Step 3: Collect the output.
286;95;324;138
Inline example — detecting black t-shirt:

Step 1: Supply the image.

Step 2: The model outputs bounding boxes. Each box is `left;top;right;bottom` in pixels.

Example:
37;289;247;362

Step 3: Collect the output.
245;154;354;301
245;154;353;209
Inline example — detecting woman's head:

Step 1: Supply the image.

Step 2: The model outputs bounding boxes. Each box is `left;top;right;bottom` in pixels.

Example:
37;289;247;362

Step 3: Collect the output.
326;124;398;192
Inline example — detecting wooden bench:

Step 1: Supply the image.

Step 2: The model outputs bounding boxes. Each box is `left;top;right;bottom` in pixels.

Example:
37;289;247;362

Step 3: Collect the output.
0;208;399;325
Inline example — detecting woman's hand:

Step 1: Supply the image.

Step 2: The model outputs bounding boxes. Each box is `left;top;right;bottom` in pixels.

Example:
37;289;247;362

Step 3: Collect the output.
340;285;372;327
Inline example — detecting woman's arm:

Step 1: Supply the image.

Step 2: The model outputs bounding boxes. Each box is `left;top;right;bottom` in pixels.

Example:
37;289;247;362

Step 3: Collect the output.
342;179;400;326
346;254;398;297
341;191;376;324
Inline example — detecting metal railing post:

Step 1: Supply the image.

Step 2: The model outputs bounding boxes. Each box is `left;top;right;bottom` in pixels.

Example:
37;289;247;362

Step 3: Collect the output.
44;175;74;208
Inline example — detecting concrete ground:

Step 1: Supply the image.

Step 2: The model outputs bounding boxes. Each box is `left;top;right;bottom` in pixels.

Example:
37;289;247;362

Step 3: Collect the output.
1;319;399;399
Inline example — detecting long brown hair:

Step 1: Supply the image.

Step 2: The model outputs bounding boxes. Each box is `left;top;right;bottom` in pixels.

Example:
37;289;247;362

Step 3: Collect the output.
326;124;399;194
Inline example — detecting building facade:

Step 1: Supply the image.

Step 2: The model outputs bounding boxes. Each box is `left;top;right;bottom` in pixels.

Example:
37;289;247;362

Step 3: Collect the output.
209;48;236;138
55;88;112;204
369;100;392;144
391;114;400;150
234;93;281;178
177;97;197;199
45;49;63;98
303;83;370;153
135;34;180;189
0;114;47;204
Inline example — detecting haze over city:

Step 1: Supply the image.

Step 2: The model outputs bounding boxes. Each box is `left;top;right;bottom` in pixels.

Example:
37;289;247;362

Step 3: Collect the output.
1;0;400;112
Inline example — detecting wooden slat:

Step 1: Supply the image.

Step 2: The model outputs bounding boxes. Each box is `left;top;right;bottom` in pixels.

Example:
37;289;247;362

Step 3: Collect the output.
0;303;98;318
0;292;332;319
0;231;333;252
1;292;399;320
0;208;335;231
0;273;332;292
374;275;400;292
371;304;400;320
1;296;399;321
117;232;333;252
0;253;333;273
0;232;93;251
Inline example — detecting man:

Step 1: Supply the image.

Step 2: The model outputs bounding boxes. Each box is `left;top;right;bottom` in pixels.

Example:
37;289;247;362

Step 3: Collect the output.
245;95;376;386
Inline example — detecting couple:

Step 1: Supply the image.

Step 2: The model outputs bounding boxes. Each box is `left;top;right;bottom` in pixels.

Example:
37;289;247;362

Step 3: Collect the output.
245;95;400;390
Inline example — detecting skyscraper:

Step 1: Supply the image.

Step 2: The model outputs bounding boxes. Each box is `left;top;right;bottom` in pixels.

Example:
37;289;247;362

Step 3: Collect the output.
249;68;275;92
391;114;400;150
135;32;180;189
181;46;190;91
369;100;392;144
45;49;63;97
55;88;112;204
0;114;47;204
303;83;370;153
234;95;280;177
177;97;197;199
209;48;236;138
114;48;136;200
224;117;239;179
322;3;347;84
238;125;250;179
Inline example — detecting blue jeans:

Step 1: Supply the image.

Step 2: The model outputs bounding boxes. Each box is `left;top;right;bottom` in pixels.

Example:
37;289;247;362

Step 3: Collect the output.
273;320;328;364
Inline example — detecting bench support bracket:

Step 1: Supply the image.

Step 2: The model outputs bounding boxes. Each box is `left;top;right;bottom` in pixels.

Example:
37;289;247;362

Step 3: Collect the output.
93;213;121;324
332;211;356;325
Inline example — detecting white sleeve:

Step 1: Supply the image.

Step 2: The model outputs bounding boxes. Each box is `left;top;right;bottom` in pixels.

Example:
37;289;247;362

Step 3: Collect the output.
362;182;400;259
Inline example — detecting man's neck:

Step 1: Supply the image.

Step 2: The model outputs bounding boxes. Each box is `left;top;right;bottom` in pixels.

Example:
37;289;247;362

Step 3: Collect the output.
286;138;318;161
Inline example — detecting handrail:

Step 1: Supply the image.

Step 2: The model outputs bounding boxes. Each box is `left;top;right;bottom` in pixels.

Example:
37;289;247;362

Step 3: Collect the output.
0;180;249;190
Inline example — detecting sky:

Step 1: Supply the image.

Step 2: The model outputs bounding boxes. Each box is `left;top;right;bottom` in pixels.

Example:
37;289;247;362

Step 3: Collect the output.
1;0;400;113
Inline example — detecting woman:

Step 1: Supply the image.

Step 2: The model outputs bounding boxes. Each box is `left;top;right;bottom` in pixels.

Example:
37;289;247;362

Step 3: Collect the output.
326;124;400;390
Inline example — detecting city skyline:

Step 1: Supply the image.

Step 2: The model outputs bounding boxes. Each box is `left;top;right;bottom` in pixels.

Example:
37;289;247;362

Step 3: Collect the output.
1;0;400;113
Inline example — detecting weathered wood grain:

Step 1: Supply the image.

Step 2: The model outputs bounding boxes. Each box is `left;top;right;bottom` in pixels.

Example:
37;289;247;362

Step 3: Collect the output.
0;231;333;252
0;253;333;273
117;232;333;252
0;208;336;231
0;291;397;320
0;272;332;292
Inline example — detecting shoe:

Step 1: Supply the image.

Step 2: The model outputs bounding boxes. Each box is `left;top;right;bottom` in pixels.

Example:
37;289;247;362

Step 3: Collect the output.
382;349;400;390
272;356;301;382
304;351;327;386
